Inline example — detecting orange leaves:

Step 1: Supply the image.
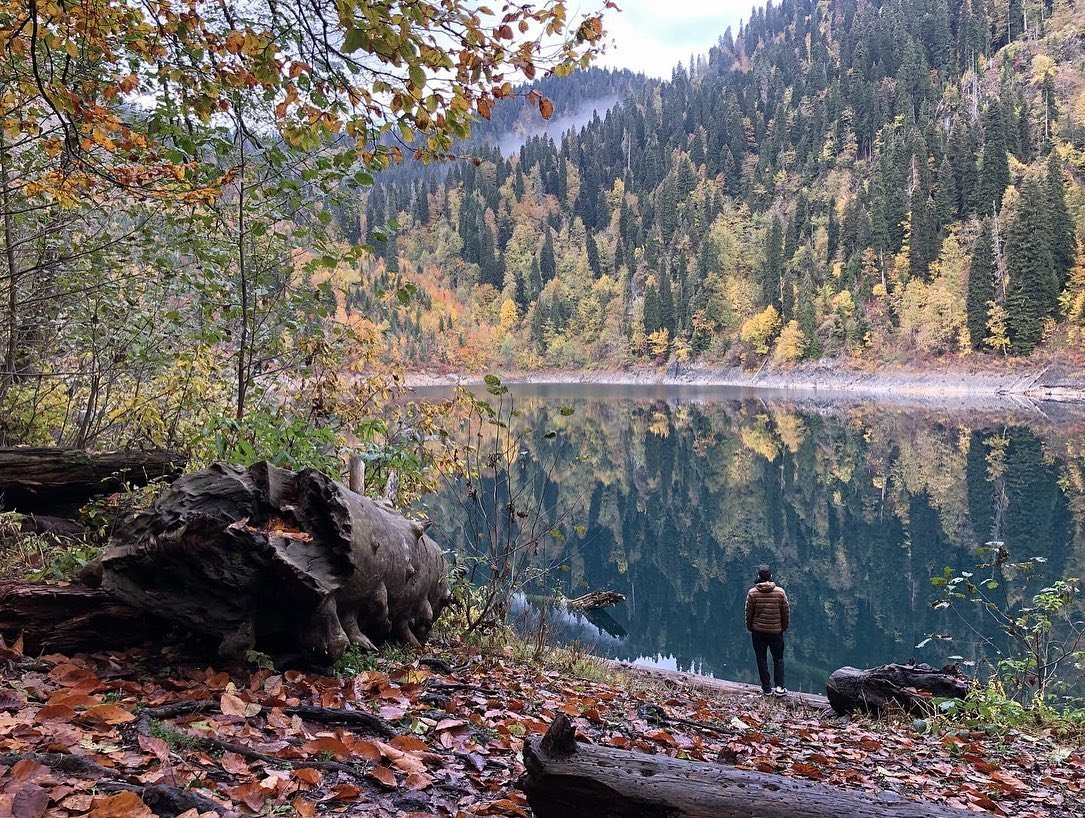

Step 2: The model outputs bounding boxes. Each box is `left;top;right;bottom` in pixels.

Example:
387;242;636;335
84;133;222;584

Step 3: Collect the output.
366;765;397;789
219;691;261;718
86;791;154;817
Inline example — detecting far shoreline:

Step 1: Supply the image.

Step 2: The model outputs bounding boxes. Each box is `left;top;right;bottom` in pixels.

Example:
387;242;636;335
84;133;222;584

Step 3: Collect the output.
404;358;1085;406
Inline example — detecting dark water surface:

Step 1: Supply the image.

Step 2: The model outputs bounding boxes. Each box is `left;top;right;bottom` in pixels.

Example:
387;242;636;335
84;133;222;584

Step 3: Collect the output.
422;383;1085;695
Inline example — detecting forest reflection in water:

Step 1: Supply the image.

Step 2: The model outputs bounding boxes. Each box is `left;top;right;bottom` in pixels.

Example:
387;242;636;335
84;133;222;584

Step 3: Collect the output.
421;383;1085;694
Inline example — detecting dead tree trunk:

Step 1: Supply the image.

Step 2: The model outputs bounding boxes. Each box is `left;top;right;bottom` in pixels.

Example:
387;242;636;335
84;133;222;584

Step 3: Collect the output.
0;584;163;655
99;461;450;662
520;715;986;818
826;663;972;716
0;447;185;512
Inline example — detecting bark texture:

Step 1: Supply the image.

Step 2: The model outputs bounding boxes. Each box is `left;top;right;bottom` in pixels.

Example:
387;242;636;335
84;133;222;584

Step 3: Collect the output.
520;715;985;818
0;447;185;511
99;461;450;661
826;663;972;715
0;583;161;654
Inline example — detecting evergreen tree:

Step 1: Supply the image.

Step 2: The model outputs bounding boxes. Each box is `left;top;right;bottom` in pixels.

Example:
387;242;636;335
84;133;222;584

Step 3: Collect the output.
966;220;996;349
659;268;675;337
643;282;661;336
978;102;1010;216
935;156;957;225
762;217;784;308
1006;176;1057;353
1046;151;1074;289
586;233;602;278
540;227;556;283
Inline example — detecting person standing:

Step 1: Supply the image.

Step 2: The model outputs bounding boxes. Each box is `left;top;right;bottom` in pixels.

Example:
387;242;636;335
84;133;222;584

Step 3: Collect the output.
745;565;790;696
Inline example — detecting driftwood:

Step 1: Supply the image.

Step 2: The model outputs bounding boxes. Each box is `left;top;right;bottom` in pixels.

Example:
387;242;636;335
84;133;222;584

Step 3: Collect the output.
566;590;625;610
826;663;972;715
0;447;185;512
99;461;450;661
519;715;985;818
0;583;163;655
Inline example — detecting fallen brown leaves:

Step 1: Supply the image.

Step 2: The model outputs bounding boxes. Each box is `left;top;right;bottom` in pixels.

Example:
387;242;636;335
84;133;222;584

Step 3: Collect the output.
0;640;1082;817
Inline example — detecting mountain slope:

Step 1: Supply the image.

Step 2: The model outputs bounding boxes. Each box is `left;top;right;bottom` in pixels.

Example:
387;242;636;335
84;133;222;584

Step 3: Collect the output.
346;0;1085;372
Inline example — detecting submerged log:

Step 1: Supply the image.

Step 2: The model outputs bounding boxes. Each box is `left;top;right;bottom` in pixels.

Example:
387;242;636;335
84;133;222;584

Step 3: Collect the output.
0;447;186;512
520;715;984;818
0;584;162;655
100;461;450;661
826;663;972;716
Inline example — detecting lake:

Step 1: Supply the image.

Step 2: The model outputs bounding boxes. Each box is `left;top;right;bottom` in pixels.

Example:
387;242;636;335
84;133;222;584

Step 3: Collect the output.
419;383;1085;696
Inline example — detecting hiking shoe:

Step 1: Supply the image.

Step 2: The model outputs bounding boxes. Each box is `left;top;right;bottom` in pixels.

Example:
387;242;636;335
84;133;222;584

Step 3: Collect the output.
761;689;773;697
773;686;787;696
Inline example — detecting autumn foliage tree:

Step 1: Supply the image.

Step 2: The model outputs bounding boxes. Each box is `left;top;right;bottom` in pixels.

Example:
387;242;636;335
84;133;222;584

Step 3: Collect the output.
0;0;609;451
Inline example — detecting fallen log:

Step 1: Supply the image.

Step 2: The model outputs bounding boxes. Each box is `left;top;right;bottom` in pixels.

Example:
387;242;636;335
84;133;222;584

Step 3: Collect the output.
100;461;451;661
0;447;186;512
0;583;163;655
519;715;985;818
826;663;972;716
566;589;626;610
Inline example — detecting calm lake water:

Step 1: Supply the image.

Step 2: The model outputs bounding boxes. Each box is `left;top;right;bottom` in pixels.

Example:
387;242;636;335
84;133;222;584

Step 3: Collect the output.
421;383;1085;695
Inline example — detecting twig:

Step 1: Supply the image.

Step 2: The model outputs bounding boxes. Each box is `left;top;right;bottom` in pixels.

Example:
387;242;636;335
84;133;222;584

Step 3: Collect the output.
141;700;395;738
0;753;231;816
137;715;378;784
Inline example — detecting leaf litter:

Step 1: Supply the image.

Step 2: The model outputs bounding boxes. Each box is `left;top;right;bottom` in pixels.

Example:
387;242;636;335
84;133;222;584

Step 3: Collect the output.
0;640;1082;817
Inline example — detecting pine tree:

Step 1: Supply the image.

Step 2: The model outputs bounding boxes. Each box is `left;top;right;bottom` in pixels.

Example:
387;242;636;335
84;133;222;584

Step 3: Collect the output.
1045;151;1074;289
1006;176;1057;353
966;220;996;349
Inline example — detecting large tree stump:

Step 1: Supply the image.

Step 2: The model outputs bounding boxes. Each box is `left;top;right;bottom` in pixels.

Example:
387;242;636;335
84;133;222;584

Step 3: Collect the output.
0;584;163;655
99;461;450;661
826;663;972;716
519;715;985;818
0;447;185;512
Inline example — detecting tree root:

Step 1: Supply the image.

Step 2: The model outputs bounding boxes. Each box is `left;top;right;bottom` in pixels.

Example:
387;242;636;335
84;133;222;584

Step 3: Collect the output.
142;700;395;738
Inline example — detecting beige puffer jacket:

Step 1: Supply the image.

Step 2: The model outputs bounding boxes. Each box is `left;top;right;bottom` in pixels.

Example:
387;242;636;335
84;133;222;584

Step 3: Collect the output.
745;581;790;634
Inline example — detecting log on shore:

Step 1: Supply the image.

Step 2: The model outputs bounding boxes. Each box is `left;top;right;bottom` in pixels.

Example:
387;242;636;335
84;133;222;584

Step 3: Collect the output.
0;447;186;512
826;663;972;716
0;583;163;655
519;715;986;818
566;590;626;610
100;461;451;662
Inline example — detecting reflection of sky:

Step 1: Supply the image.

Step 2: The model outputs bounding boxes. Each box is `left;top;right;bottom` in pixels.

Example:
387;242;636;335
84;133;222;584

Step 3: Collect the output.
595;0;753;78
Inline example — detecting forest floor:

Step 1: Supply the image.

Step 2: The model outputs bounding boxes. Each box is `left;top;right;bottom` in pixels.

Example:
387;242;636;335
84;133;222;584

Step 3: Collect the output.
405;349;1085;406
1;634;1082;818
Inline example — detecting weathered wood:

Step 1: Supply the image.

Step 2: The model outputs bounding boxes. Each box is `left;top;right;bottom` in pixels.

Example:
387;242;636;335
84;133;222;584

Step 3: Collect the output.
0;583;163;654
520;716;985;818
0;447;185;512
566;589;625;610
100;461;450;662
348;455;365;494
826;663;972;716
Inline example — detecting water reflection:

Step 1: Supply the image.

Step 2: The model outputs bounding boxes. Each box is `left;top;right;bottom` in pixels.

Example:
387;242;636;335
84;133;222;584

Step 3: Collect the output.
422;384;1085;694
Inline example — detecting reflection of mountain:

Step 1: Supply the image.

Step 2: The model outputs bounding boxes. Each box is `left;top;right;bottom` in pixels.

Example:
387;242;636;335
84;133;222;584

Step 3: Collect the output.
427;387;1084;694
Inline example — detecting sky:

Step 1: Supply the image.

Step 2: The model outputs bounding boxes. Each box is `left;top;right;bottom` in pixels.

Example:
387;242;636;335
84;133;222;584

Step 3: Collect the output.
595;0;755;78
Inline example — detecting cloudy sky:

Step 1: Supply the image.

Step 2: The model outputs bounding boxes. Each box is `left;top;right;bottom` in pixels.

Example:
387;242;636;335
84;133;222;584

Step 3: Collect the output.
595;0;755;78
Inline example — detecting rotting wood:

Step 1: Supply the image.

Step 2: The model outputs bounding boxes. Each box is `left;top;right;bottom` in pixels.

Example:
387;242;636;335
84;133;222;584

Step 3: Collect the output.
0;583;163;655
0;447;185;512
826;663;971;716
519;715;989;818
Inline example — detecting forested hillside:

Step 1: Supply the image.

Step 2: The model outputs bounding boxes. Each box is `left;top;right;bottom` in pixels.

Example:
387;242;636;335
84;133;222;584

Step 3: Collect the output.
358;0;1085;371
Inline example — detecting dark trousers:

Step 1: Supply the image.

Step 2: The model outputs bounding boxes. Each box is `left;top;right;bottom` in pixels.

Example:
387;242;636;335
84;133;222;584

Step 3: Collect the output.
751;631;785;691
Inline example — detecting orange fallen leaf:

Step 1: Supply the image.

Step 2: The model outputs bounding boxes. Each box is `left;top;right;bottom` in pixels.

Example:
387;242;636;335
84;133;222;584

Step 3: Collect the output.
82;704;138;725
301;736;352;759
87;791;155;817
220;692;261;717
292;767;323;787
367;765;397;789
220;751;250;775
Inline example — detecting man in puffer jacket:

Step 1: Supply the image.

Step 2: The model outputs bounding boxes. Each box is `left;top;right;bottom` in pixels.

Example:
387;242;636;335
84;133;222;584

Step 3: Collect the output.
745;565;790;696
